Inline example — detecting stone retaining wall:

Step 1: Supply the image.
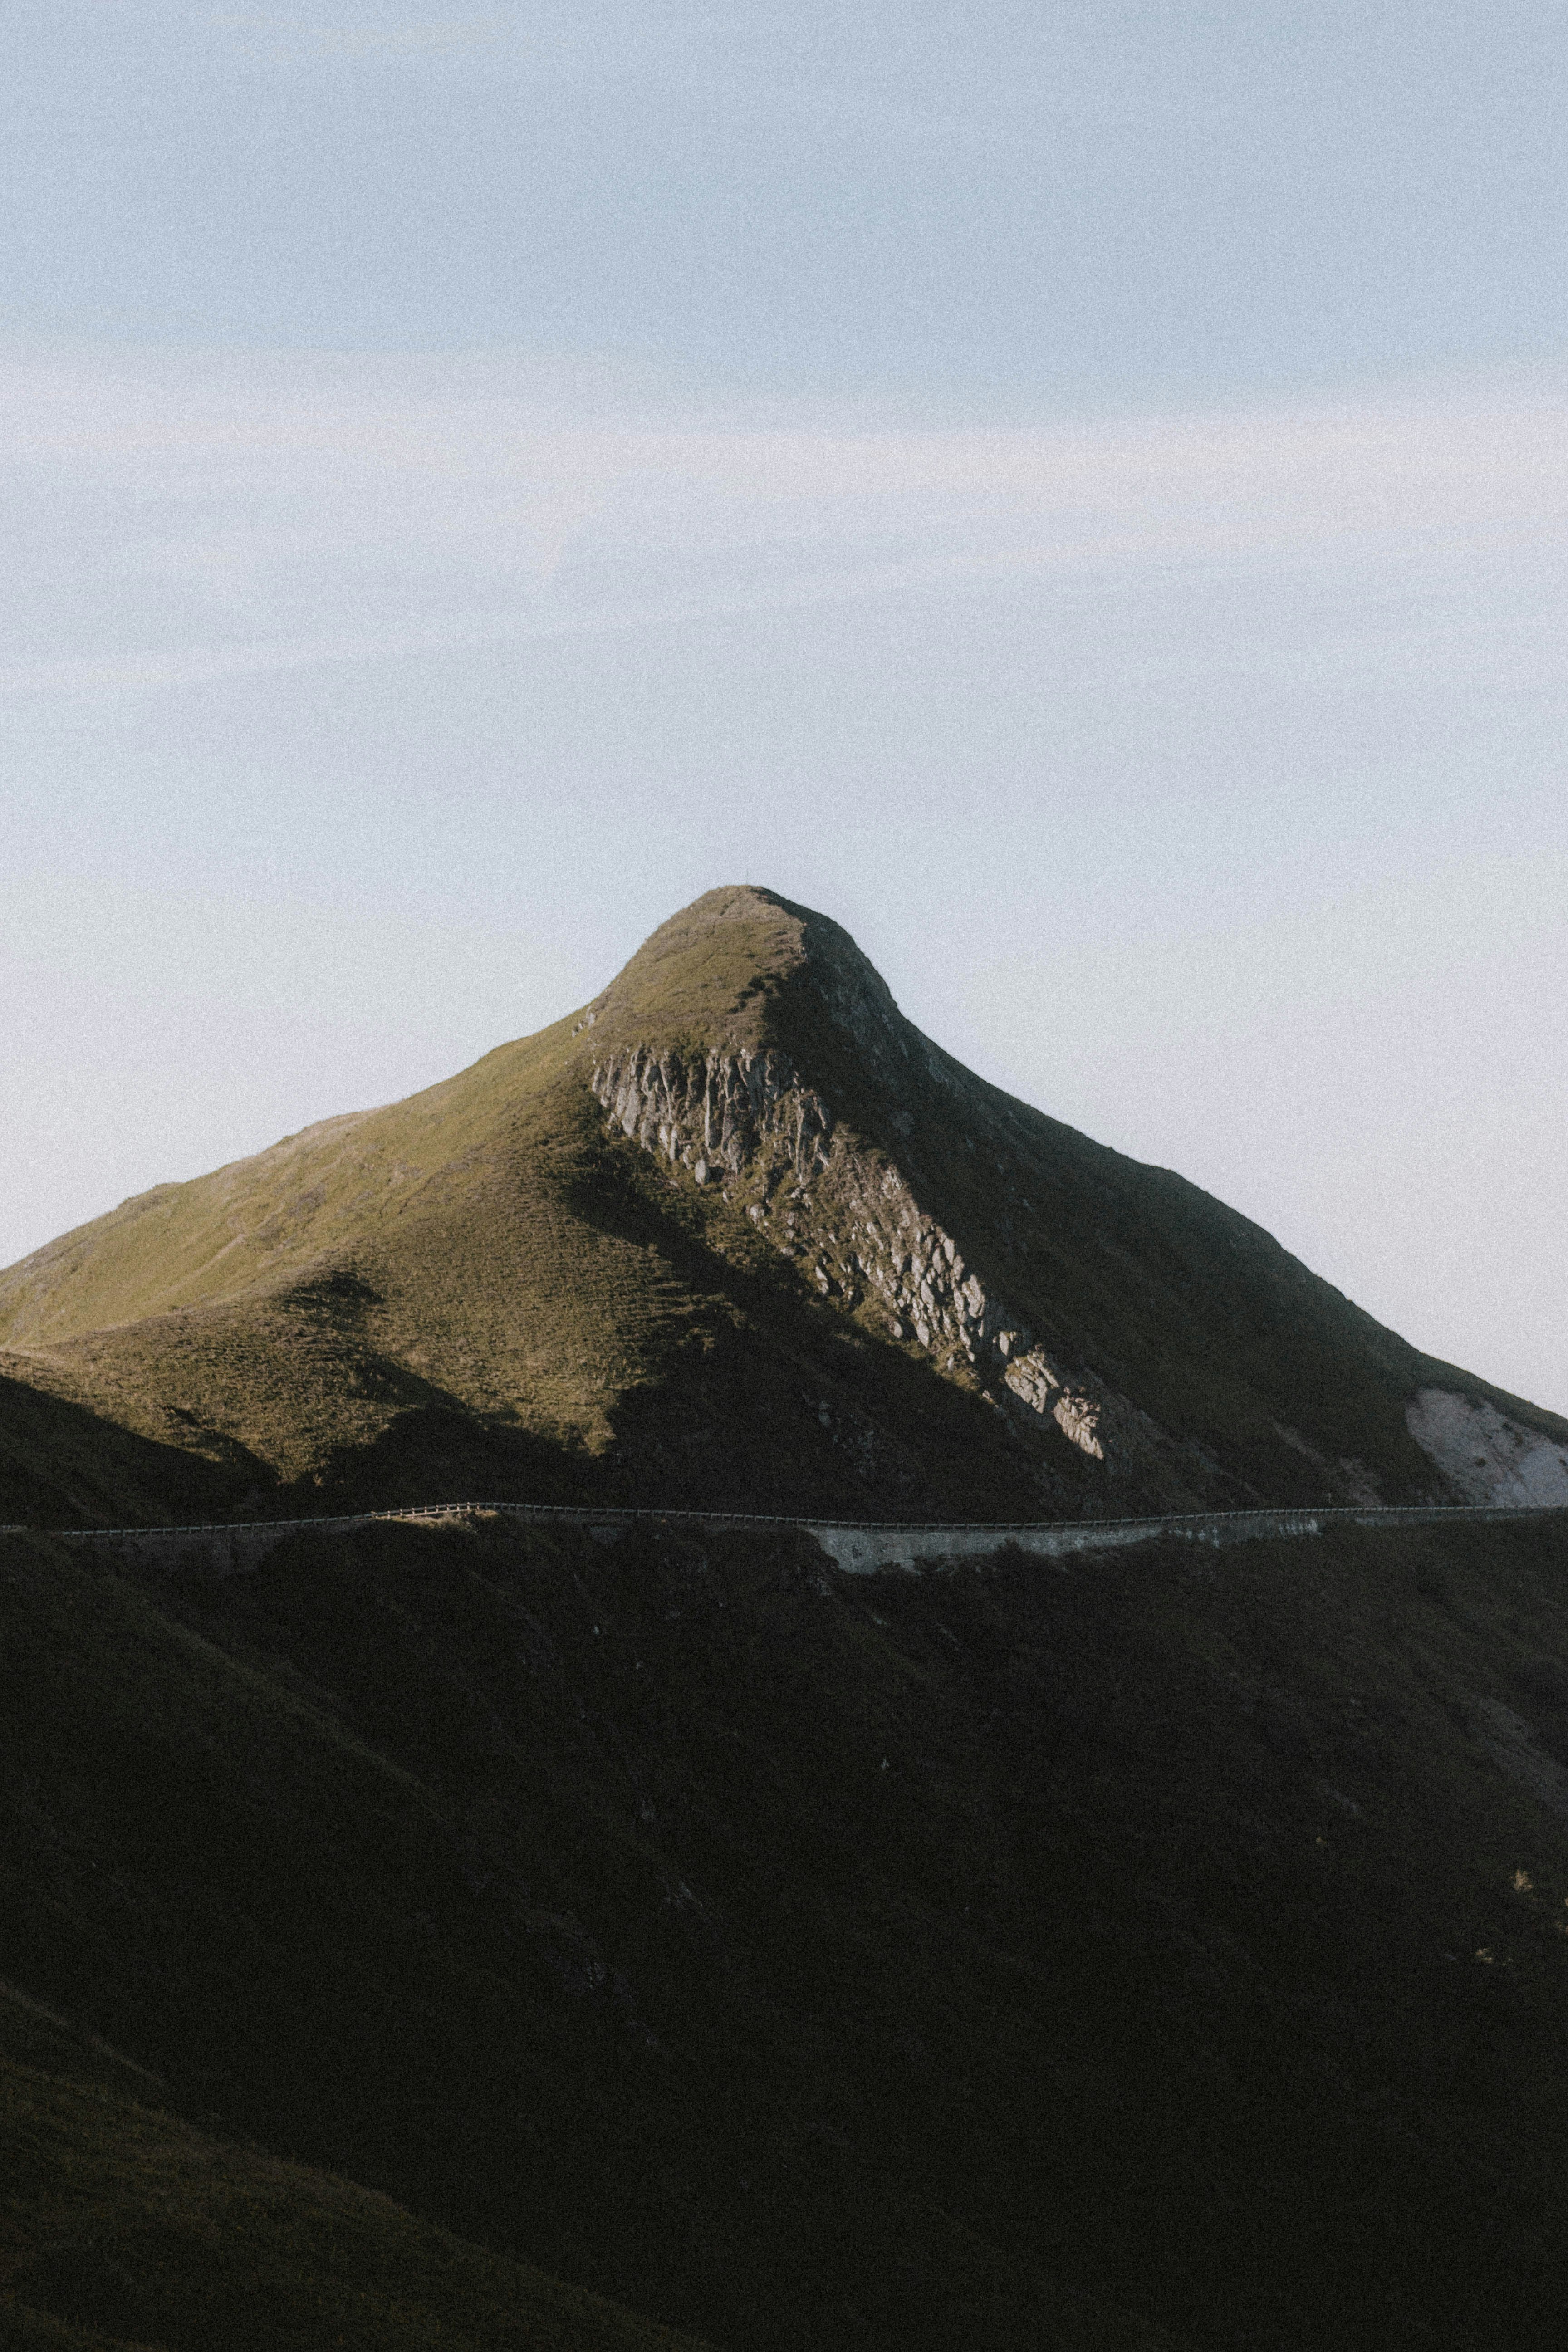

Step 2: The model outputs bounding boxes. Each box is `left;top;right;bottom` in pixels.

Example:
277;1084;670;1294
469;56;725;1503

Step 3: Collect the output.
32;1498;1568;1580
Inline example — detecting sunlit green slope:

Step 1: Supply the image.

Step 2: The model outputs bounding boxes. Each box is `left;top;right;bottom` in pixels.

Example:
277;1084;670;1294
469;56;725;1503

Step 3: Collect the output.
2;886;1562;1525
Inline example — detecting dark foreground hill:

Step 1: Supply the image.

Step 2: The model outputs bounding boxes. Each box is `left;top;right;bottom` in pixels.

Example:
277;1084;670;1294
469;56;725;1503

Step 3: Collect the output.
5;1508;1568;2351
0;1981;706;2352
3;886;1565;1529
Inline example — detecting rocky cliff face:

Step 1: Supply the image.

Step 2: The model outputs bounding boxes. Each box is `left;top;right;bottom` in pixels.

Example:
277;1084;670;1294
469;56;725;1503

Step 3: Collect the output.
580;886;1568;1515
591;1043;1111;1465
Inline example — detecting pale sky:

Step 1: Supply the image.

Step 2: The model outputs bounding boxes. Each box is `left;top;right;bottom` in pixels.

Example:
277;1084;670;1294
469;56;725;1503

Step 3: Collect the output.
4;5;1567;1412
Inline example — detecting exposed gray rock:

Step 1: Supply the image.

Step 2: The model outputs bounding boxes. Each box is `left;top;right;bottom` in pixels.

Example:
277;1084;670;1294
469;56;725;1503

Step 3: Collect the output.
592;1045;832;1181
1408;1389;1568;1505
590;1045;1110;1462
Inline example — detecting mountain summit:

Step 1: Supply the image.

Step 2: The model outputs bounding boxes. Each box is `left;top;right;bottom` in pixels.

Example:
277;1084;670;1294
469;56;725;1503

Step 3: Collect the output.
3;885;1564;1526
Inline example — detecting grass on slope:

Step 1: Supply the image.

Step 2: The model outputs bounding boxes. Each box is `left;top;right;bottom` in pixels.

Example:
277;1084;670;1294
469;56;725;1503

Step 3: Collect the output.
2;883;1563;1531
0;1985;706;2352
8;1509;1568;2350
0;1519;1183;2352
0;882;819;1364
0;1076;1066;1525
0;1369;242;1531
0;1000;594;1354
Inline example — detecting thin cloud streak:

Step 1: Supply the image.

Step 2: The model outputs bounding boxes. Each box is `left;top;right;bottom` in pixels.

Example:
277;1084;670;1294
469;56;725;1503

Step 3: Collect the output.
2;346;1565;702
8;539;1568;702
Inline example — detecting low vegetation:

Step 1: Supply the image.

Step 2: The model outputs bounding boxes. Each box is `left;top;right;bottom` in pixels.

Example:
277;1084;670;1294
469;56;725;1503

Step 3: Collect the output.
4;1509;1568;2348
3;887;1560;1530
0;1984;706;2351
5;887;1567;2346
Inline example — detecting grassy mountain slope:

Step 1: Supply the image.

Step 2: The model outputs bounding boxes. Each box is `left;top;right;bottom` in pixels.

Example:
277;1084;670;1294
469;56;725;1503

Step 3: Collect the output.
5;1508;1568;2350
0;1366;239;1531
2;885;1563;1529
0;1985;707;2352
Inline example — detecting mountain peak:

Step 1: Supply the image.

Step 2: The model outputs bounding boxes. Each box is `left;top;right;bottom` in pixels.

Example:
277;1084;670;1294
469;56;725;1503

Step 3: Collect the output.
5;884;1566;1532
578;886;906;1073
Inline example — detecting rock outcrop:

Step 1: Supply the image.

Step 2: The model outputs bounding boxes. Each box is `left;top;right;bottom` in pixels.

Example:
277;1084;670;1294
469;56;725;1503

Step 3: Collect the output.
592;1046;1108;1461
592;1044;833;1186
1406;1388;1568;1506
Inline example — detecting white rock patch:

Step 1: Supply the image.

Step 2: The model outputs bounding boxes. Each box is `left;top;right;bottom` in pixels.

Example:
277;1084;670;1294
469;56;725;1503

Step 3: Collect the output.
1406;1388;1568;1506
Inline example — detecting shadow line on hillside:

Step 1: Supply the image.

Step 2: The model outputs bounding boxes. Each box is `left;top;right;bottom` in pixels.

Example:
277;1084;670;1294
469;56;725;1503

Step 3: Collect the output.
0;1362;270;1530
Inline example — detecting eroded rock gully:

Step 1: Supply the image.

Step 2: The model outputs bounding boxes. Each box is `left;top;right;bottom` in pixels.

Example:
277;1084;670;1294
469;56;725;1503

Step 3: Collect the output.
590;1045;1109;1461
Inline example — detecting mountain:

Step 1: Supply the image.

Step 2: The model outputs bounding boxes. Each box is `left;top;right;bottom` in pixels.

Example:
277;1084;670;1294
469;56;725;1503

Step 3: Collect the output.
5;887;1568;2351
2;885;1564;1529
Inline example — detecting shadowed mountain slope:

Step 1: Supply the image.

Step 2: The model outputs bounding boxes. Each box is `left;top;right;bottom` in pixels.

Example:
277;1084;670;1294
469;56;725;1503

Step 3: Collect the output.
3;885;1564;1526
0;1984;708;2352
5;1507;1568;2350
